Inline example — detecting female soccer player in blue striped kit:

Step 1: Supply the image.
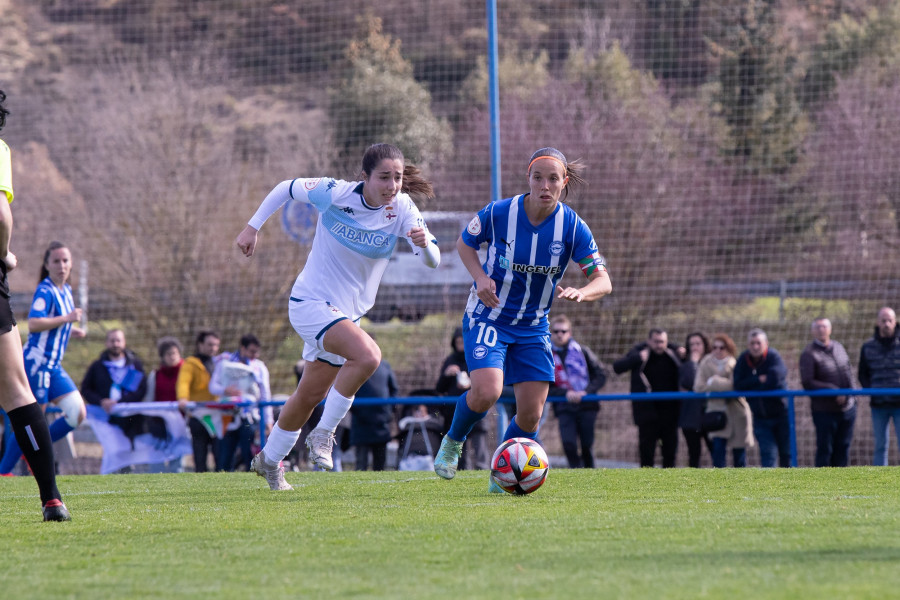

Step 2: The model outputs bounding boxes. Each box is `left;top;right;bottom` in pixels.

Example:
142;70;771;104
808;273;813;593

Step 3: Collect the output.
433;147;612;490
0;241;87;476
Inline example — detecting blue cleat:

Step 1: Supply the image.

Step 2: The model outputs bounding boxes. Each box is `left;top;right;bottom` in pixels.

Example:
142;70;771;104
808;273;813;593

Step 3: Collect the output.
488;478;505;494
433;436;464;479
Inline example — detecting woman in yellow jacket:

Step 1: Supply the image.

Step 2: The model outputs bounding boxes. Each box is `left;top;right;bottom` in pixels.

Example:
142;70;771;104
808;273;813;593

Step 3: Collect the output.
176;330;221;472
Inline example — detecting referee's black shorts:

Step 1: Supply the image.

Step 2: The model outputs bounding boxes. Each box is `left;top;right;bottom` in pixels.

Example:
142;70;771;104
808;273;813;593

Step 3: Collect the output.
0;260;16;335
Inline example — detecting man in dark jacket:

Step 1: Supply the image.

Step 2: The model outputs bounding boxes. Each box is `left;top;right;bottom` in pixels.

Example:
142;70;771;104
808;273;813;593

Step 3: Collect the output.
799;318;856;467
613;328;682;468
858;307;900;466
81;329;147;410
81;329;149;450
350;359;398;471
733;328;791;467
435;328;489;469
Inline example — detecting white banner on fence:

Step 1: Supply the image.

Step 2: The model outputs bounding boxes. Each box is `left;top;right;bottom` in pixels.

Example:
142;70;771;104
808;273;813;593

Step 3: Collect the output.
85;402;192;475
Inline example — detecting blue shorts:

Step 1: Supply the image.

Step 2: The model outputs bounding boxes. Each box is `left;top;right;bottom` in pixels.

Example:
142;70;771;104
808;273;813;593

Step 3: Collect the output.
24;361;78;404
462;317;554;384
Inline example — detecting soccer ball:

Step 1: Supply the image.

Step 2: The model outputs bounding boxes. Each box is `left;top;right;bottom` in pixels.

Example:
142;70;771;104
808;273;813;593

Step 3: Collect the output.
490;437;549;495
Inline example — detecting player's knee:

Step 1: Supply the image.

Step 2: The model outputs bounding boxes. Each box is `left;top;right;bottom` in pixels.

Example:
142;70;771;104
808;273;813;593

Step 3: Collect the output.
467;387;501;412
56;391;85;427
357;345;381;376
514;412;541;432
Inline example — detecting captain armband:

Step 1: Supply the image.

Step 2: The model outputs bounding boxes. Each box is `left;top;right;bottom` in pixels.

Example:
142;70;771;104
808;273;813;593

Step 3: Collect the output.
578;253;607;277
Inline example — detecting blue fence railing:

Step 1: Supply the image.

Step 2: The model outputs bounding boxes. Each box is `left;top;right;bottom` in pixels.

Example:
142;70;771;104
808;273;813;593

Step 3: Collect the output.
256;388;899;467
54;388;900;468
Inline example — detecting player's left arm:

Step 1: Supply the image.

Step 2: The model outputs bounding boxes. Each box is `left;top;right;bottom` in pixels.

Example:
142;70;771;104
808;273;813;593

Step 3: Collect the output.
556;269;611;303
557;219;611;302
405;208;440;268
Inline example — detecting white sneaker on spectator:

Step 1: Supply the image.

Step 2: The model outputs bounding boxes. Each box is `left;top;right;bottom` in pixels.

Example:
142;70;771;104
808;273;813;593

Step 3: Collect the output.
250;453;293;491
305;428;335;471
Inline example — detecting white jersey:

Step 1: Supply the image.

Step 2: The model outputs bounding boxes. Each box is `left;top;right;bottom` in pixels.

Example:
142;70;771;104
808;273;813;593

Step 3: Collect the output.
249;177;433;319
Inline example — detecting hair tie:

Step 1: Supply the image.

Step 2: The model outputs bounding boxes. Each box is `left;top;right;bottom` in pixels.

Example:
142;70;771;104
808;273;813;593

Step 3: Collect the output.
527;155;567;175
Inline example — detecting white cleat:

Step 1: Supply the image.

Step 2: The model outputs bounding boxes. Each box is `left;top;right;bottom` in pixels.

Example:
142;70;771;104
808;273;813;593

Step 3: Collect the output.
251;453;293;491
305;428;335;471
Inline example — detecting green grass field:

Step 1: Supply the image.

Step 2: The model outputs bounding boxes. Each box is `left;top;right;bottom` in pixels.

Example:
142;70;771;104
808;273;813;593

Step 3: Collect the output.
3;468;900;599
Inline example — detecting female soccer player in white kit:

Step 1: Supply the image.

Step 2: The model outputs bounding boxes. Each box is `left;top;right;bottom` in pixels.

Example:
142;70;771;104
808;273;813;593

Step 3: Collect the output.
236;143;440;490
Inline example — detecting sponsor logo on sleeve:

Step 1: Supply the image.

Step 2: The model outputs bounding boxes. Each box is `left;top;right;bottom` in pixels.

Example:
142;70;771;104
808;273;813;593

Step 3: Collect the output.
303;178;322;191
467;216;482;236
32;297;46;312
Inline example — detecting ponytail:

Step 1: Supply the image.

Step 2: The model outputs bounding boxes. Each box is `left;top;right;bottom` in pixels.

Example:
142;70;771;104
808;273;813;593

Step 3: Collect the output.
400;163;435;201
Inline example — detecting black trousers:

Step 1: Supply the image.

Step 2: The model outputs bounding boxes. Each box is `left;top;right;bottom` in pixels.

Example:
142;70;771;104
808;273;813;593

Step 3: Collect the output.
557;408;599;468
638;418;679;468
188;416;221;472
812;409;856;467
681;428;713;468
355;443;388;471
219;422;254;472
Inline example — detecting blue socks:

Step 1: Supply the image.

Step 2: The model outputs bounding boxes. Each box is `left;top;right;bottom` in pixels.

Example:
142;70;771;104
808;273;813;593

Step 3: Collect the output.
0;412;20;474
446;393;488;442
0;414;75;474
502;416;538;442
49;417;75;442
445;393;543;445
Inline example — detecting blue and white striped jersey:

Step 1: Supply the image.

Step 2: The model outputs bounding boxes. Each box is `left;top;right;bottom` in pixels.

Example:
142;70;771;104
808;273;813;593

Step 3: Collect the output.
461;195;605;331
23;278;76;369
249;177;433;320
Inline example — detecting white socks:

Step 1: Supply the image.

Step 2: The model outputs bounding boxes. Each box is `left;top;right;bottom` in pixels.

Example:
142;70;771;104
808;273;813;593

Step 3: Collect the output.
262;387;354;463
316;387;354;433
262;423;300;464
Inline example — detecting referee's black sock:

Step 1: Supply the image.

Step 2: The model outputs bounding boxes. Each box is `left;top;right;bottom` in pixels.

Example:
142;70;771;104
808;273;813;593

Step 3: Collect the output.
7;403;62;505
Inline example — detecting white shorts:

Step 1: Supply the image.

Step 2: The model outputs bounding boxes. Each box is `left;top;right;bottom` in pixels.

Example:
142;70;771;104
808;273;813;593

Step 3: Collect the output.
288;297;359;367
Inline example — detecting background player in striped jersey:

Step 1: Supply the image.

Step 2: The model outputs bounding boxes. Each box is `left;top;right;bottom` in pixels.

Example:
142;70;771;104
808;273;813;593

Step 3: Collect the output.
237;143;440;490
0;241;87;477
433;147;612;490
0;90;70;520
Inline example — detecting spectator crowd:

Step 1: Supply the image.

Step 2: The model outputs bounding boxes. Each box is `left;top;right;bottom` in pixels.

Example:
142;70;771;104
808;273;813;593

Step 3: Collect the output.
1;306;899;473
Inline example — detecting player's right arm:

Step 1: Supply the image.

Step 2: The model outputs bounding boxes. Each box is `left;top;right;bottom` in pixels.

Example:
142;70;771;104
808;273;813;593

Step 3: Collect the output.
459;206;500;308
458;236;498;308
0;195;11;263
237;178;333;257
26;286;82;333
237;179;295;257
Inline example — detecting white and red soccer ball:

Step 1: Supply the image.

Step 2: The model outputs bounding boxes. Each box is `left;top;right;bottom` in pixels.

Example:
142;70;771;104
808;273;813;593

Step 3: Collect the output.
490;437;549;495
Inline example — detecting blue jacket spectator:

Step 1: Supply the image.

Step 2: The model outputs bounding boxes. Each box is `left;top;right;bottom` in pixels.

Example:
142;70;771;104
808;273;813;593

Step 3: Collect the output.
733;328;791;467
